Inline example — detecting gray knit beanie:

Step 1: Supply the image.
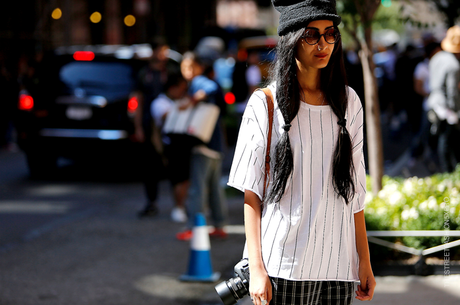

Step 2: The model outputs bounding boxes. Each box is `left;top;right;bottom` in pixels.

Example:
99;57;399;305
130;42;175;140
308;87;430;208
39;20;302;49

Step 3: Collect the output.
272;0;342;36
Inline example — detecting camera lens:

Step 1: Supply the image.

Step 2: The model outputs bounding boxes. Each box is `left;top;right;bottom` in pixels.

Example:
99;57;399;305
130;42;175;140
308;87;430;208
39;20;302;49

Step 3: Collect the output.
215;276;249;305
215;280;238;305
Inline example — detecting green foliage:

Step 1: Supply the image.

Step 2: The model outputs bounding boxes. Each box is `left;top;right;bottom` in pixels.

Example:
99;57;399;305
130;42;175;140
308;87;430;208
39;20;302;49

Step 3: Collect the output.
337;0;405;49
365;166;460;254
336;0;361;48
337;0;434;48
372;3;405;33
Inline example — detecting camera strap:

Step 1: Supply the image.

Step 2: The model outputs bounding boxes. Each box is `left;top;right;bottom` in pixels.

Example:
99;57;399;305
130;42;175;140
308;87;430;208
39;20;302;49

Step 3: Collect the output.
259;88;274;201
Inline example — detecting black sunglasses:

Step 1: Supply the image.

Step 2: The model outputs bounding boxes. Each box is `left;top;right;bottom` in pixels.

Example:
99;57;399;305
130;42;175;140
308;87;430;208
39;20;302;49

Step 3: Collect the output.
301;27;340;45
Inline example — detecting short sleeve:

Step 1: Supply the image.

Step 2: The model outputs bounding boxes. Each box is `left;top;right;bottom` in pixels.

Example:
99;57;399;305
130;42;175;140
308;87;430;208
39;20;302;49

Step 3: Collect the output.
347;88;366;213
413;62;428;81
151;95;172;128
190;76;218;96
228;90;270;201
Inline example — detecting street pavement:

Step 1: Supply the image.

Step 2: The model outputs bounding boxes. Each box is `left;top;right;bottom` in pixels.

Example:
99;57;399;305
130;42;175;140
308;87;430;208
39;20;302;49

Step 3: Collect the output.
0;169;247;305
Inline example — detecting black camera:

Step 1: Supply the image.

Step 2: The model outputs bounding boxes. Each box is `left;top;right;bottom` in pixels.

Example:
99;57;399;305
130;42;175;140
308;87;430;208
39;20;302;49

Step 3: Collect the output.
215;258;250;305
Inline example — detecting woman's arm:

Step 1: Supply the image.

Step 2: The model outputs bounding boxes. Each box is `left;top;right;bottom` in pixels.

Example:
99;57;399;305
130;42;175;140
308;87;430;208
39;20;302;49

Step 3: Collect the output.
354;210;376;301
244;190;272;305
414;77;428;98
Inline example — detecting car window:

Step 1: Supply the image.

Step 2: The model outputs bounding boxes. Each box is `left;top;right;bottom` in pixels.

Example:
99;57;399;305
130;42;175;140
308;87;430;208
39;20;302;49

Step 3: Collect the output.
59;62;135;100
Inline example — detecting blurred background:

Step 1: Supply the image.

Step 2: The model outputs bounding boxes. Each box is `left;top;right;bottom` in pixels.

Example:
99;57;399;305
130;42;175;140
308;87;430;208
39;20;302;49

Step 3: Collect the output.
1;0;458;166
0;0;458;154
0;1;459;304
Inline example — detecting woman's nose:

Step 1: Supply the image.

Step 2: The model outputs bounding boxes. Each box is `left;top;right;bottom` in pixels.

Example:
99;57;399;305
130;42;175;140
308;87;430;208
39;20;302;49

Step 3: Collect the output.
318;35;327;48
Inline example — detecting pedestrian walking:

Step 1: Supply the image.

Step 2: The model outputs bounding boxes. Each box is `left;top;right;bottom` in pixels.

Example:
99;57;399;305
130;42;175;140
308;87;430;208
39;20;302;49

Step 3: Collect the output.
427;25;460;173
227;0;375;304
176;52;228;240
151;73;191;223
134;42;170;218
411;41;441;170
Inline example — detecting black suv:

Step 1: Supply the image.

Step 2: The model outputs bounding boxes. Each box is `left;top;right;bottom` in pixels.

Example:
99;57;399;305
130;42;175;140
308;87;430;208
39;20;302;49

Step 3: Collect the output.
15;45;149;177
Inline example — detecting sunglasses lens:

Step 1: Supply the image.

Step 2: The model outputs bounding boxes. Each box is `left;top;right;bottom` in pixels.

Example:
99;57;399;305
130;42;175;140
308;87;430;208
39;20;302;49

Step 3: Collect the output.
304;29;320;45
325;28;339;43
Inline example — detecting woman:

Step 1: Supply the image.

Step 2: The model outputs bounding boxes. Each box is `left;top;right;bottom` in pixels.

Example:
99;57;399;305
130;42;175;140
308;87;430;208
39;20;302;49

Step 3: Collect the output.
228;0;376;304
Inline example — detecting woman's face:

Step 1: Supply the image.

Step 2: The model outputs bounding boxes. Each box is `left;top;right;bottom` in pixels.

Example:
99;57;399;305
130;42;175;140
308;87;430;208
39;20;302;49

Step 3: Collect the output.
180;58;195;81
295;20;336;71
180;58;203;81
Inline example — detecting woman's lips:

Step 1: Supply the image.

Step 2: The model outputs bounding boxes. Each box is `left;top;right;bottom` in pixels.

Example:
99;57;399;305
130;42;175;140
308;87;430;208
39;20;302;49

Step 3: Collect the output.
315;53;328;58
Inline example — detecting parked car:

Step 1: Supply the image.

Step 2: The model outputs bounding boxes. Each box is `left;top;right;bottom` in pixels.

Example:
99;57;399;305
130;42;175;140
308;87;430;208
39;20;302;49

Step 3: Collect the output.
15;45;150;177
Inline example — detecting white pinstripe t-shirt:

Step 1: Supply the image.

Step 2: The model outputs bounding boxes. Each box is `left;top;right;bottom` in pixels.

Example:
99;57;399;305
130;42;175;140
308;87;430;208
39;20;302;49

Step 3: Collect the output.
228;83;366;281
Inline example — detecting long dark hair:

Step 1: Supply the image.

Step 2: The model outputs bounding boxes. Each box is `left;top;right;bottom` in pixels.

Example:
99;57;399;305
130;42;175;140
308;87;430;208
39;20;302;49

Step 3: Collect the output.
266;26;355;204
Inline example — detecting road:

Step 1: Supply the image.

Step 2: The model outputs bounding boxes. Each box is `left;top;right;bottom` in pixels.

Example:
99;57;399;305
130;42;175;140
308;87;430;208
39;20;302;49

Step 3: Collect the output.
0;150;246;305
0;151;145;250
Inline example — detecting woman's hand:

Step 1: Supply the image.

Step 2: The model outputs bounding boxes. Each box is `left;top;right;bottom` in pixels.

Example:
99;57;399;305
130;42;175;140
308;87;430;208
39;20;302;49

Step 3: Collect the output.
177;97;193;110
355;261;376;301
193;89;207;104
249;268;272;305
244;191;271;305
354;211;376;301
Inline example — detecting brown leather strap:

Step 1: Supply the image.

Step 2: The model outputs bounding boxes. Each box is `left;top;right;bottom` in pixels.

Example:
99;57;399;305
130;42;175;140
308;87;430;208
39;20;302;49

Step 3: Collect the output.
260;88;274;200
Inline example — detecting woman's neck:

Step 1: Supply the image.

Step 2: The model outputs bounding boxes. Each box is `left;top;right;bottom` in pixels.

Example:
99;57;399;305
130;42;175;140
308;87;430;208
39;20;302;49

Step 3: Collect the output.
296;65;325;105
296;64;320;92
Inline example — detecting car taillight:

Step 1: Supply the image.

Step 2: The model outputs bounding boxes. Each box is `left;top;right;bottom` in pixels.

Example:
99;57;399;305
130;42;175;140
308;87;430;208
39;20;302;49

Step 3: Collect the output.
19;94;34;111
73;51;95;61
224;92;236;105
127;97;138;113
